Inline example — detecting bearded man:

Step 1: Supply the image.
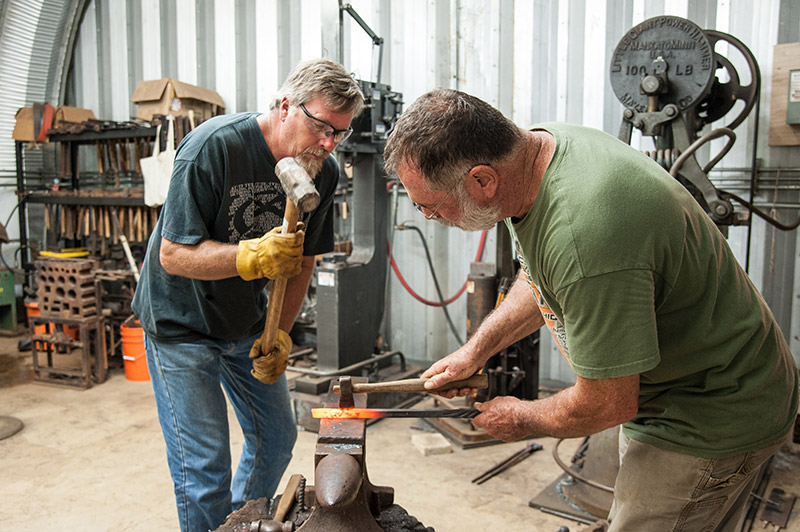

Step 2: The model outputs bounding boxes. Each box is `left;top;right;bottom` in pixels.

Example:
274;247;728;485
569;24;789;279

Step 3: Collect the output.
132;58;363;532
384;88;798;532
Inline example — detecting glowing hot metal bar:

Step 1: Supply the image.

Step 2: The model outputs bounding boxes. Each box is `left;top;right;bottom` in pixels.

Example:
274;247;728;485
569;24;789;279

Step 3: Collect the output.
311;407;481;419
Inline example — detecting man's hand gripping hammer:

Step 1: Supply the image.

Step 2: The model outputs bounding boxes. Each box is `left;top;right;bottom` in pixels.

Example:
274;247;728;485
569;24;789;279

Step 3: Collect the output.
250;158;320;384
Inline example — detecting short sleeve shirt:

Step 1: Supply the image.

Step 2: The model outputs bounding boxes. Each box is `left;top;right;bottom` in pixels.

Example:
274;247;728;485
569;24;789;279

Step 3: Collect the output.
132;113;337;342
506;122;798;458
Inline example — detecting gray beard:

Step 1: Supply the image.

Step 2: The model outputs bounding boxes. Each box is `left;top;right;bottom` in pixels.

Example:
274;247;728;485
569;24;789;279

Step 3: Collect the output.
296;151;327;178
435;188;501;231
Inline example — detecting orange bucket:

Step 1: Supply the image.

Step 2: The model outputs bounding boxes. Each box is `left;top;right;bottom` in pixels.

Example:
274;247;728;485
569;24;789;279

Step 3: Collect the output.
25;302;80;349
25;301;51;350
120;319;149;381
63;324;80;341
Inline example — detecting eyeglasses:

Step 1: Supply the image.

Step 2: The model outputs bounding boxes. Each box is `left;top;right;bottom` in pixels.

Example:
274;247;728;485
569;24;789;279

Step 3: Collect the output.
412;163;489;220
299;103;353;143
413;181;458;220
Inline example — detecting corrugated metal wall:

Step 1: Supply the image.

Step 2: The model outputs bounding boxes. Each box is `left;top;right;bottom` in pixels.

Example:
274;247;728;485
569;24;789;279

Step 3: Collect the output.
0;0;61;262
2;0;799;380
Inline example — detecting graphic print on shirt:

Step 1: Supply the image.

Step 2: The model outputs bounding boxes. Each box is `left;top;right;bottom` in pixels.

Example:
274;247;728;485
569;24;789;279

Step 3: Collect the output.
227;181;286;242
508;227;570;360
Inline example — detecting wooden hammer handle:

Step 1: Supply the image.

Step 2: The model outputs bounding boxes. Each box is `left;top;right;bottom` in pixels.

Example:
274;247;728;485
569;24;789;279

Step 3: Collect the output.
274;473;303;522
261;200;300;353
333;373;488;394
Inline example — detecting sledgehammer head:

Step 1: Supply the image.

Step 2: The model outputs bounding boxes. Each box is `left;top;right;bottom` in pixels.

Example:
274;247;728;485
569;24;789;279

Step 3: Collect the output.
275;157;321;213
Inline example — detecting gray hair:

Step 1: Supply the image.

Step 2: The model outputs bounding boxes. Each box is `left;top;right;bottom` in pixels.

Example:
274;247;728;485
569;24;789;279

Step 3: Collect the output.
270;58;364;117
383;89;524;190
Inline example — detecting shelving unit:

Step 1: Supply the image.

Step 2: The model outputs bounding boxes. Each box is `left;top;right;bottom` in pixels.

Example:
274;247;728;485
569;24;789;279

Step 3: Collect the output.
15;125;158;293
15;124;163;368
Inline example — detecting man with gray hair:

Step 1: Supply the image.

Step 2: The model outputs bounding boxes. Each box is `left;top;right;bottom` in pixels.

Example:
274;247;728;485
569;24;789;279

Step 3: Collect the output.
132;58;363;532
384;88;798;531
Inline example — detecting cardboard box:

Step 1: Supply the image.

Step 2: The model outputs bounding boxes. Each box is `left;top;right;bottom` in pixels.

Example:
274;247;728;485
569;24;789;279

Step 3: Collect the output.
131;78;225;122
12;106;36;142
12;104;96;142
53;106;95;127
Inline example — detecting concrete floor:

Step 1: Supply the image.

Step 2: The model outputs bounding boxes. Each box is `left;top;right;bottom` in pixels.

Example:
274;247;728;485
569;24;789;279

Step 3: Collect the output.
1;333;799;532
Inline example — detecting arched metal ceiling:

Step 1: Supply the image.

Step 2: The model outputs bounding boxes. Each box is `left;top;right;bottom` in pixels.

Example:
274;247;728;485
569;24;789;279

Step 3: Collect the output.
0;0;85;271
0;0;86;166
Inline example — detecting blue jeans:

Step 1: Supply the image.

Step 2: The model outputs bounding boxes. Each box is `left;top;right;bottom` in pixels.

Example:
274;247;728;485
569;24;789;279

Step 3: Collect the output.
145;332;297;532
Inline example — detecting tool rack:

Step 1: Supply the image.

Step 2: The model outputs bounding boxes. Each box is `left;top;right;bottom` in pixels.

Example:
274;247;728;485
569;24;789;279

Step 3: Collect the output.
14;123;169;380
14;125;159;294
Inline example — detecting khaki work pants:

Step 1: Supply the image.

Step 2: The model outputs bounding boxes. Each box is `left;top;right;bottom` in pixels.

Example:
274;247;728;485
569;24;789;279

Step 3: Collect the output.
606;430;789;532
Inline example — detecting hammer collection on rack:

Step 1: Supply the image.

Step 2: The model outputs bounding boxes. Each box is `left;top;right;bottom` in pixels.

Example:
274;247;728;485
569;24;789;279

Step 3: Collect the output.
42;201;159;248
91;137;149;187
52;114;198;187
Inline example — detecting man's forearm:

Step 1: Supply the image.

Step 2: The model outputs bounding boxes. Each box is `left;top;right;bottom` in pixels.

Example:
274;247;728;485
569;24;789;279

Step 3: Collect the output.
160;239;239;280
474;374;640;441
517;386;629;438
278;256;315;333
468;270;544;365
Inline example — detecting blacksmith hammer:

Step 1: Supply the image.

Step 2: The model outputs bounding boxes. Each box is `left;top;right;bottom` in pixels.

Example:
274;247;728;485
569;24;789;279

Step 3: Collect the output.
334;374;489;409
261;158;320;355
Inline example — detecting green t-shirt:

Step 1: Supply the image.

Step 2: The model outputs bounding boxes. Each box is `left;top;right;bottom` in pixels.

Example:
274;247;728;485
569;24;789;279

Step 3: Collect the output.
132;113;337;342
506;122;798;458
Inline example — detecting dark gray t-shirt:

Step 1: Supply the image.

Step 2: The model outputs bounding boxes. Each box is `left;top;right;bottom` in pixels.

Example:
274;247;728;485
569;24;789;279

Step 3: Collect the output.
132;113;337;342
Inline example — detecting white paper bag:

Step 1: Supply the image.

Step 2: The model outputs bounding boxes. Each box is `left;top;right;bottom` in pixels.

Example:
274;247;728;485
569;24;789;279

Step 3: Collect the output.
141;116;176;207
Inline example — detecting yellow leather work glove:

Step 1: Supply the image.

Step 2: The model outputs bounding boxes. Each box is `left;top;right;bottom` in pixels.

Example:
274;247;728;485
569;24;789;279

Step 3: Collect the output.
236;223;305;281
250;329;292;385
